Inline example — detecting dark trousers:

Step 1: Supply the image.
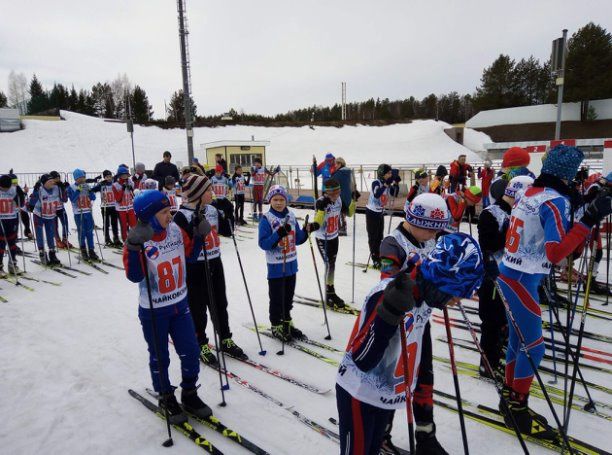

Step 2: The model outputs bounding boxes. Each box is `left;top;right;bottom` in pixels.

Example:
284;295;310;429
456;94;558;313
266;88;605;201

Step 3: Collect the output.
234;194;245;221
138;300;200;394
316;236;338;286
477;277;507;370
20;210;31;236
268;273;296;325
0;218;19;265
186;258;232;345
365;209;384;261
414;321;434;424
102;206;119;242
337;383;393;455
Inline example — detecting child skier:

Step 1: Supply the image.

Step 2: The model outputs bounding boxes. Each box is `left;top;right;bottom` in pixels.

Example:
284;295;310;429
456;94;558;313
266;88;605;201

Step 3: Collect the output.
28;174;62;266
336;233;483;455
132;162;148;192
250;158;271;221
498;145;611;438
210;165;234;230
92;170;121;247
232;165;249;225
307;178;345;308
405;169;430;204
258;185;308;341
476;176;533;380
113;165;137;242
67;169;99;262
378;193;451;455
174;174;247;364
123;189;212;423
162;176;180;214
365;164;395;269
443;186;481;234
0;174;21;276
49;171;71;250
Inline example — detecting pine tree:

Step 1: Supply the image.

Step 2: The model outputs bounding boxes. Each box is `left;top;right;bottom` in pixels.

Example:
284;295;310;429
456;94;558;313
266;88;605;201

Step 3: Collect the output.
27;74;48;114
0;91;7;108
473;54;516;111
168;90;197;124
91;82;115;117
48;83;69;110
564;22;612;121
68;86;78;111
130;85;153;123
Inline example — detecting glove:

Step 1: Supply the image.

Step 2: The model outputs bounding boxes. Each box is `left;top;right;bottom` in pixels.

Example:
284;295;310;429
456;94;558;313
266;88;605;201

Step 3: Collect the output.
483;254;500;280
305;222;320;233
348;200;356;217
352;190;361;201
376;273;416;325
580;194;611;228
94;175;102;181
276;223;291;239
126;220;154;251
194;217;211;237
78;183;90;192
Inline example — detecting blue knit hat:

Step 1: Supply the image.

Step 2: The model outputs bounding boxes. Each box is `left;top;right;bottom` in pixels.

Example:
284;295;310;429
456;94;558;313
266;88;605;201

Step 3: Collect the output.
541;145;584;181
266;185;288;203
116;165;130;177
73;168;86;180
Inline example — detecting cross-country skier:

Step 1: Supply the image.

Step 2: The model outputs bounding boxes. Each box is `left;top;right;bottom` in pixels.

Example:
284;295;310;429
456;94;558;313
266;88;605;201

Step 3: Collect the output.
250;158;272;221
132;162;148;192
430;165;448;196
28;174;62;266
123;189;212;424
331;157;358;236
232;165;249;226
336;233;483;455
162;176;180;215
113;165;137;242
174;174;247;365
67;169;99;261
378;193;451;455
258;185;309;341
405;169;430;205
49;171;71;250
8;171;33;241
306;178;346;309
498;145;611;438
0;174;21;276
92;170;121;247
210;165;235;231
476;176;533;381
366;164;395;269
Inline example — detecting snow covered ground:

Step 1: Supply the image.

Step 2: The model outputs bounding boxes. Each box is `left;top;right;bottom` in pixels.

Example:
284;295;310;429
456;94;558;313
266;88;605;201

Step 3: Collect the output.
1;202;610;455
0;111;480;173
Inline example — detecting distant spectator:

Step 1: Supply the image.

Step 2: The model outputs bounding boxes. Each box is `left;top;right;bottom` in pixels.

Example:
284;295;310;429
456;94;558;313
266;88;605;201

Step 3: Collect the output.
191;157;206;176
449;154;473;193
132;162;148;191
152;151;180;189
430;165;448;195
332;157;359;236
406;168;430;203
215;153;227;173
478;159;495;208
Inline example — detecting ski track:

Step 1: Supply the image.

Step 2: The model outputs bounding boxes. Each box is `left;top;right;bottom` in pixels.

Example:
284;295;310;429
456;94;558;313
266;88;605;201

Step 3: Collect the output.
1;163;610;452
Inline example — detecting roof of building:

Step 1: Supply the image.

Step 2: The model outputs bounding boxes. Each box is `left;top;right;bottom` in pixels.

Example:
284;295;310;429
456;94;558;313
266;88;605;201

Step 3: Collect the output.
203;140;270;148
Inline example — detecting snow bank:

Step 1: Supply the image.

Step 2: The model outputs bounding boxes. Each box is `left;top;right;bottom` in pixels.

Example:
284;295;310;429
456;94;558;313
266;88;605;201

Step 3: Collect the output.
0;111;479;173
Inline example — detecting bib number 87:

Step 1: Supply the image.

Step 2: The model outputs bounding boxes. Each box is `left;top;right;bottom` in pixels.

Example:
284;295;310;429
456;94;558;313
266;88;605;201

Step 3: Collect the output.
157;256;184;293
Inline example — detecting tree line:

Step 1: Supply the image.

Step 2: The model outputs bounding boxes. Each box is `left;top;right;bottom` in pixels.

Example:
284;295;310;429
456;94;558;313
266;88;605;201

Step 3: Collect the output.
1;22;610;126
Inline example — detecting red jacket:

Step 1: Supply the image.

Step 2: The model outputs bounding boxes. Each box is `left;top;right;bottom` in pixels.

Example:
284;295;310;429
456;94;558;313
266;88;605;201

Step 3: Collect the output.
479;167;495;197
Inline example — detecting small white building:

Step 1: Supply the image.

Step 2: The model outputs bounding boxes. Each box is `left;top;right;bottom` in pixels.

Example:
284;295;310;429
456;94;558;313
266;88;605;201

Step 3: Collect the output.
0;108;21;132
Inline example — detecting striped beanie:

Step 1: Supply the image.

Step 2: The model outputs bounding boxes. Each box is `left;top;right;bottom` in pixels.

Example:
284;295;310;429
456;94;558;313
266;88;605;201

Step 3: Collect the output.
182;174;211;202
541;145;584;182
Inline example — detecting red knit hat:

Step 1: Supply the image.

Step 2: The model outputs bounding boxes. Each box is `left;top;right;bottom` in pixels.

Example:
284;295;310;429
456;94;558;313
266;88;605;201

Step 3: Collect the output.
502;147;530;168
215;164;223;173
464;186;482;204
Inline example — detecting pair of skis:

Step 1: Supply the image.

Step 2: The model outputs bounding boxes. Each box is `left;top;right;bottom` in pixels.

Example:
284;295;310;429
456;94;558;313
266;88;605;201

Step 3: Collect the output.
293;293;360;316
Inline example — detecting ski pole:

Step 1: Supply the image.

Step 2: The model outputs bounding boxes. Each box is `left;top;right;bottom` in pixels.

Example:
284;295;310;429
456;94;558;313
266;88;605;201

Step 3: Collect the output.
455;300;529;454
544;273;558;384
18;211;26;273
93;205;105;260
307;224;332;340
386;196;396;235
564;229;599;432
30;213;38;252
64;211;72;268
443;307;469;455
277;244;288;356
399;322;415;455
140;245;174;448
494;280;574;454
229;222;266;356
362;253;371;274
351;208;356;303
605;214;610;306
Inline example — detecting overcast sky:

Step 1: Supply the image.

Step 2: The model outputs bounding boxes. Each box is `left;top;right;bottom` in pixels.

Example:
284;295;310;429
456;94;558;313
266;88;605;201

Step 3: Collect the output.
1;1;611;118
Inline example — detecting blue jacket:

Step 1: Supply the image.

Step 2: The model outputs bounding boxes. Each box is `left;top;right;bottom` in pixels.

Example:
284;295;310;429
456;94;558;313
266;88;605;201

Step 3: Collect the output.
258;207;308;279
333;166;354;208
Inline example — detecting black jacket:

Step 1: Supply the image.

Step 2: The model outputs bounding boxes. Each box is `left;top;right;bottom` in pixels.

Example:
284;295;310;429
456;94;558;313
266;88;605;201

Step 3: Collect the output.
152;161;180;186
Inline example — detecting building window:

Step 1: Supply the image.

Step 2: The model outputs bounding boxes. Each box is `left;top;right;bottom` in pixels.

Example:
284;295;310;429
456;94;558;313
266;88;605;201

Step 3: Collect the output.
240;146;251;151
229;153;263;172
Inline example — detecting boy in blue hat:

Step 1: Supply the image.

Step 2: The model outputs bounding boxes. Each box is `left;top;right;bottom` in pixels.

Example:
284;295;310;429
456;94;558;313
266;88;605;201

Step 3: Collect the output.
498;145;611;438
124;190;212;423
67;169;98;261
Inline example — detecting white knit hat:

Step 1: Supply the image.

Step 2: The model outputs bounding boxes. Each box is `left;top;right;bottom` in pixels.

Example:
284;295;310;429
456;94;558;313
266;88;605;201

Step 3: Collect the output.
405;193;450;230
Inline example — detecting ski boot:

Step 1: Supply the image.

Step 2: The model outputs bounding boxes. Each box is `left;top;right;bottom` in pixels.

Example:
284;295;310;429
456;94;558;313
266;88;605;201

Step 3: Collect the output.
326;285;346;309
113;239;123;248
379;434;401;454
221;338;248;360
181;386;212;419
39;251;49;266
0;264;6;279
589;280;610;296
479;360;504;382
14;246;23;256
48;250;62;267
88;249;100;262
504;391;555;439
271;323;292;342
199;344;218;365
415;423;449;455
55;238;66;249
287;320;306;341
8;261;22;276
105;238;114;247
158;391;187;424
25;231;33;240
80;248;90;261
